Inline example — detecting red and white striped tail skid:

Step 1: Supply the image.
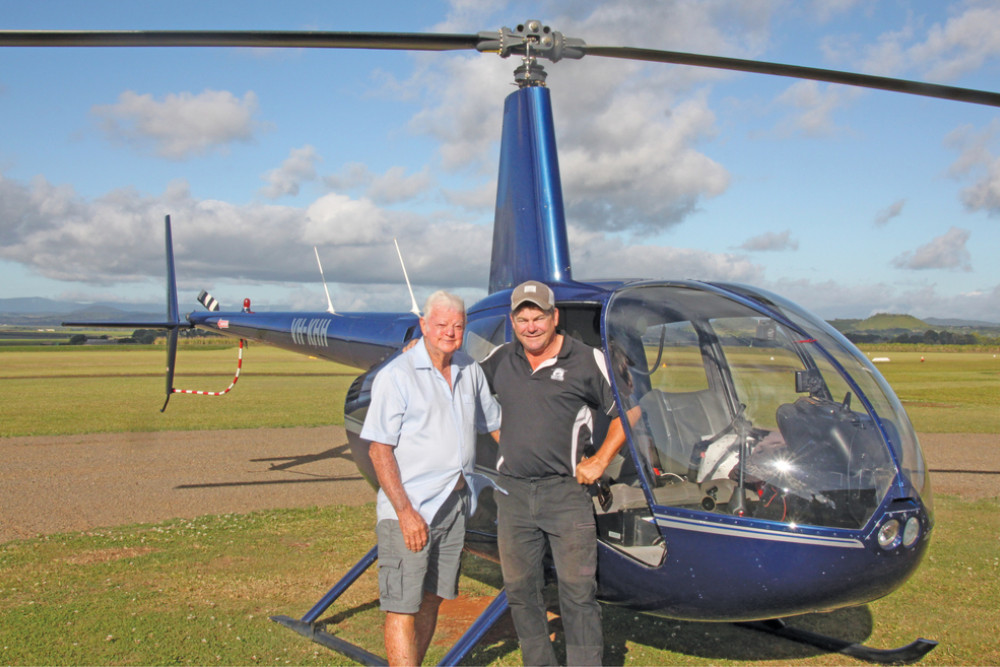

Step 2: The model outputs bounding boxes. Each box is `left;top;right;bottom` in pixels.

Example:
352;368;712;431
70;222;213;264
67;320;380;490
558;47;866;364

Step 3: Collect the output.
171;339;245;397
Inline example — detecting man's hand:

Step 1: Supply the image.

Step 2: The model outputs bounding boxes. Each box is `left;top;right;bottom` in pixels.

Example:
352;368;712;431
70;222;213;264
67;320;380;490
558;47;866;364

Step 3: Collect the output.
398;506;429;552
577;417;626;485
576;455;607;486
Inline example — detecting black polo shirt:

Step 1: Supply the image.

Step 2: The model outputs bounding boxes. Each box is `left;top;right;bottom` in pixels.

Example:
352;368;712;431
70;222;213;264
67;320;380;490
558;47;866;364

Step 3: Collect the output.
480;334;620;478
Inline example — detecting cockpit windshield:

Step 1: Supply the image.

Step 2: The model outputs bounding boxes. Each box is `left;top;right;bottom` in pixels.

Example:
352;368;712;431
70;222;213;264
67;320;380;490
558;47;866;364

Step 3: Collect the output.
605;283;912;530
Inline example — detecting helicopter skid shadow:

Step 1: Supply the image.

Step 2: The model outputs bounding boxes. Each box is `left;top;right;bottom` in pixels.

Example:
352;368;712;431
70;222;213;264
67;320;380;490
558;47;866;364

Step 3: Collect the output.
174;441;366;490
602;605;886;664
317;599;381;628
459;554;909;665
251;443;355;470
441;586;885;665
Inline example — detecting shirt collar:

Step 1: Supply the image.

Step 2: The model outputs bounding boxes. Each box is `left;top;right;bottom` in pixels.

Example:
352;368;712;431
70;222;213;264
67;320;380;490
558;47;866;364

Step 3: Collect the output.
514;332;571;362
412;337;469;374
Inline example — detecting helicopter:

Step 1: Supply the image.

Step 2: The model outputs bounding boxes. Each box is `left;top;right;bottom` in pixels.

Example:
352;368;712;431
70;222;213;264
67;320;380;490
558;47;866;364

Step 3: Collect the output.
5;19;1000;666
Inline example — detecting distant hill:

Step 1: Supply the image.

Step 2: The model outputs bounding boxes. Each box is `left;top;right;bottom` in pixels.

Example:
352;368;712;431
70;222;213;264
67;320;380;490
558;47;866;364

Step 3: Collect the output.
828;313;931;333
0;297;163;327
924;317;1000;328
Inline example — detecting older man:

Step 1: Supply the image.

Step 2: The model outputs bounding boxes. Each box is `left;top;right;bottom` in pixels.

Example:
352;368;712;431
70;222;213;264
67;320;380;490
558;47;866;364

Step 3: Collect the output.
480;280;626;666
361;290;501;666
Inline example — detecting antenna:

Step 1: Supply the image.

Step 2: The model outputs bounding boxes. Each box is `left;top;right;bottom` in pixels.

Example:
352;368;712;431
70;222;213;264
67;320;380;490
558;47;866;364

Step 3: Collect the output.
394;238;421;317
313;246;336;314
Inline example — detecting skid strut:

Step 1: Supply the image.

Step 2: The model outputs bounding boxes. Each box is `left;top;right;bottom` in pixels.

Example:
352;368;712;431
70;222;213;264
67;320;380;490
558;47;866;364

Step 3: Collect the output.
271;545;510;666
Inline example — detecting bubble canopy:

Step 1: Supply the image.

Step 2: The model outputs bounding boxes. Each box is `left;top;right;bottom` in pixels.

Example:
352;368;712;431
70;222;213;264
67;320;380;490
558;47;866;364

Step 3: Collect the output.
604;281;930;530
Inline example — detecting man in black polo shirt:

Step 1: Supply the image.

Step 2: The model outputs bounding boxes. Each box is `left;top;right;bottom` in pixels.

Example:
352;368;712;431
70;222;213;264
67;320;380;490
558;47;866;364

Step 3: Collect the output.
480;280;626;666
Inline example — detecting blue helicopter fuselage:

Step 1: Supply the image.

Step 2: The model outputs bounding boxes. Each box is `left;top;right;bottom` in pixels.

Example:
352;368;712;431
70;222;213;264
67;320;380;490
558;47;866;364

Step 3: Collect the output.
179;82;931;623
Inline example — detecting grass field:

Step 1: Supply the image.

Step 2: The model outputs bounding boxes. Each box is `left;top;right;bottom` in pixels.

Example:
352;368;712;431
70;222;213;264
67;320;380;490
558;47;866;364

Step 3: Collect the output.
0;345;357;437
868;350;1000;434
1;344;997;665
2;345;997;437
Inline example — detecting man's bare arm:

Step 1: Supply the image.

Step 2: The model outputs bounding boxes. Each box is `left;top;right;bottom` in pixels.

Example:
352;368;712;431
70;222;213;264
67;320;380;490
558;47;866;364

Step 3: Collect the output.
370;442;429;552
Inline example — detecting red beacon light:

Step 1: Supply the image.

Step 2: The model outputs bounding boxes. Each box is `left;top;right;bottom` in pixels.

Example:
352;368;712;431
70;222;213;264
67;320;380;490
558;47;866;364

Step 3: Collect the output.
243;298;253;313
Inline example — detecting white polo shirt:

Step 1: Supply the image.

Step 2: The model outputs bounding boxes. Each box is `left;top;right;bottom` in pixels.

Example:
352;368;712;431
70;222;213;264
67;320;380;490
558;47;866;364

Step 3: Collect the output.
361;339;502;524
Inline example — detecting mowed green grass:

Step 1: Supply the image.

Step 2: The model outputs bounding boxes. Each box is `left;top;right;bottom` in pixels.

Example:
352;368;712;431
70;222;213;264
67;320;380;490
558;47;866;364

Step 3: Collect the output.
1;497;996;666
3;345;997;437
1;344;998;665
0;345;357;437
866;350;1000;433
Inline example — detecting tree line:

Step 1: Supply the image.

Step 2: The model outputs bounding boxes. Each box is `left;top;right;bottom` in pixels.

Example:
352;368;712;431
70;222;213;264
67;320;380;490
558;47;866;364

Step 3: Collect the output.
844;329;996;346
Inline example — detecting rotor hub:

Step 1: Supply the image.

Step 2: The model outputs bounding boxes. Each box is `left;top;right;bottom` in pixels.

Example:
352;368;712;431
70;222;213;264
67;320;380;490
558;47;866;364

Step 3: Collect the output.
476;19;584;63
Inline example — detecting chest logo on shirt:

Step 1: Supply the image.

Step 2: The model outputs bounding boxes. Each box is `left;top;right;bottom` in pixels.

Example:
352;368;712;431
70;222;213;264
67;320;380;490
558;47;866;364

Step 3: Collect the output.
550;368;566;382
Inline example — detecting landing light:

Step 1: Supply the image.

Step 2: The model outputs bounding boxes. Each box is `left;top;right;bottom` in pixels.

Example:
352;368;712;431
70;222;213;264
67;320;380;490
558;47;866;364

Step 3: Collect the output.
878;519;901;550
902;516;921;547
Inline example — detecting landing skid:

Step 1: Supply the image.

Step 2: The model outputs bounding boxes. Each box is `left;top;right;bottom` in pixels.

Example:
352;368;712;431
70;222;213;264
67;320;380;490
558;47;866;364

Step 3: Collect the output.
738;618;938;665
272;546;936;665
270;544;511;666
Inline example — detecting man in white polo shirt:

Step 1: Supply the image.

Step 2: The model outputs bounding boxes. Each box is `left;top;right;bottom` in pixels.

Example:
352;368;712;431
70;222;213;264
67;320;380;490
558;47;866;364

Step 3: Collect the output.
361;290;501;666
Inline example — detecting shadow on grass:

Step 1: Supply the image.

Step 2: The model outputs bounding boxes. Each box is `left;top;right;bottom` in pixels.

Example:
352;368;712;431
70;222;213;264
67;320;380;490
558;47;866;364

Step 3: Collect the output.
456;552;888;665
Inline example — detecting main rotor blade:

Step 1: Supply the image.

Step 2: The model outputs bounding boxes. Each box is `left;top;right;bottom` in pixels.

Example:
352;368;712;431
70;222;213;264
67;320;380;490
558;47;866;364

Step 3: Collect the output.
3;28;998;108
0;29;481;52
583;45;1000;108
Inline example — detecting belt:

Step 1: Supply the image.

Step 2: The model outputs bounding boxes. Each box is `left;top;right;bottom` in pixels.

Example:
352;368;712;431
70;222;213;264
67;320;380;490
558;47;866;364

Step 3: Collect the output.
499;472;566;483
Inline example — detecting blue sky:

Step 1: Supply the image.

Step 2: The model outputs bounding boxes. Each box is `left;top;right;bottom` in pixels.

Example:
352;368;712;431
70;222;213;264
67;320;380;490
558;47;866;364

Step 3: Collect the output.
2;0;999;321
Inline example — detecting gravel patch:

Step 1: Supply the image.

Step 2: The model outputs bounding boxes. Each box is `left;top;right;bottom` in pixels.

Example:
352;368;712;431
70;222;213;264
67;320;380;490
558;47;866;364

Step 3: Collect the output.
0;428;995;543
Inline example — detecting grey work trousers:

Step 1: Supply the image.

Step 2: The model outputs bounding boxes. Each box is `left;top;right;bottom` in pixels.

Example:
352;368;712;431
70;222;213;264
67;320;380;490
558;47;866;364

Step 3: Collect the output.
496;474;602;666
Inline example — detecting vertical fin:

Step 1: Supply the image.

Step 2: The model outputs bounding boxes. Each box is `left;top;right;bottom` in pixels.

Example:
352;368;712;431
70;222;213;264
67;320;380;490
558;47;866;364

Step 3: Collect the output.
488;85;572;294
162;215;181;411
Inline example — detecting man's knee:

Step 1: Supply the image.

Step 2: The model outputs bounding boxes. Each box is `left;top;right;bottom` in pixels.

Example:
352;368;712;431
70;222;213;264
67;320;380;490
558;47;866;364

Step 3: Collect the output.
420;590;443;611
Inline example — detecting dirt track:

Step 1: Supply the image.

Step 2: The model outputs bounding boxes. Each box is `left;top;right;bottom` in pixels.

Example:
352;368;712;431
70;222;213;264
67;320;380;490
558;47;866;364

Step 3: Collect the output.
0;427;996;543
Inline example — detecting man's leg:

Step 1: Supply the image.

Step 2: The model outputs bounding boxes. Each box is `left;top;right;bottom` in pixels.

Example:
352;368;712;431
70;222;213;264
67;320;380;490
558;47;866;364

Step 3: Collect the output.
497;477;558;666
378;518;434;666
413;590;444;663
384;611;417;666
542;478;603;666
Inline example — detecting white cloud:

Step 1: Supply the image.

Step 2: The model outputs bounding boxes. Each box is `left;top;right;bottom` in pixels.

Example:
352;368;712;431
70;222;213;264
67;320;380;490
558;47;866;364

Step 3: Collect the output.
559;90;730;230
945;120;1000;215
738;229;799;252
93;90;260;159
324;163;374;192
874;199;906;227
403;1;791;233
773;80;860;137
764;276;1000;321
0;173;491;295
323;163;434;205
907;4;1000;81
891;227;972;271
569;226;765;284
259;145;320;199
835;3;1000;81
368;166;434;205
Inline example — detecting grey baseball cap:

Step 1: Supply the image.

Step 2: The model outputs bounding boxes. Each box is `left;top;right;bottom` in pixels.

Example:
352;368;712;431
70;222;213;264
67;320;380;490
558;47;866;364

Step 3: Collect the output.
510;280;555;311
